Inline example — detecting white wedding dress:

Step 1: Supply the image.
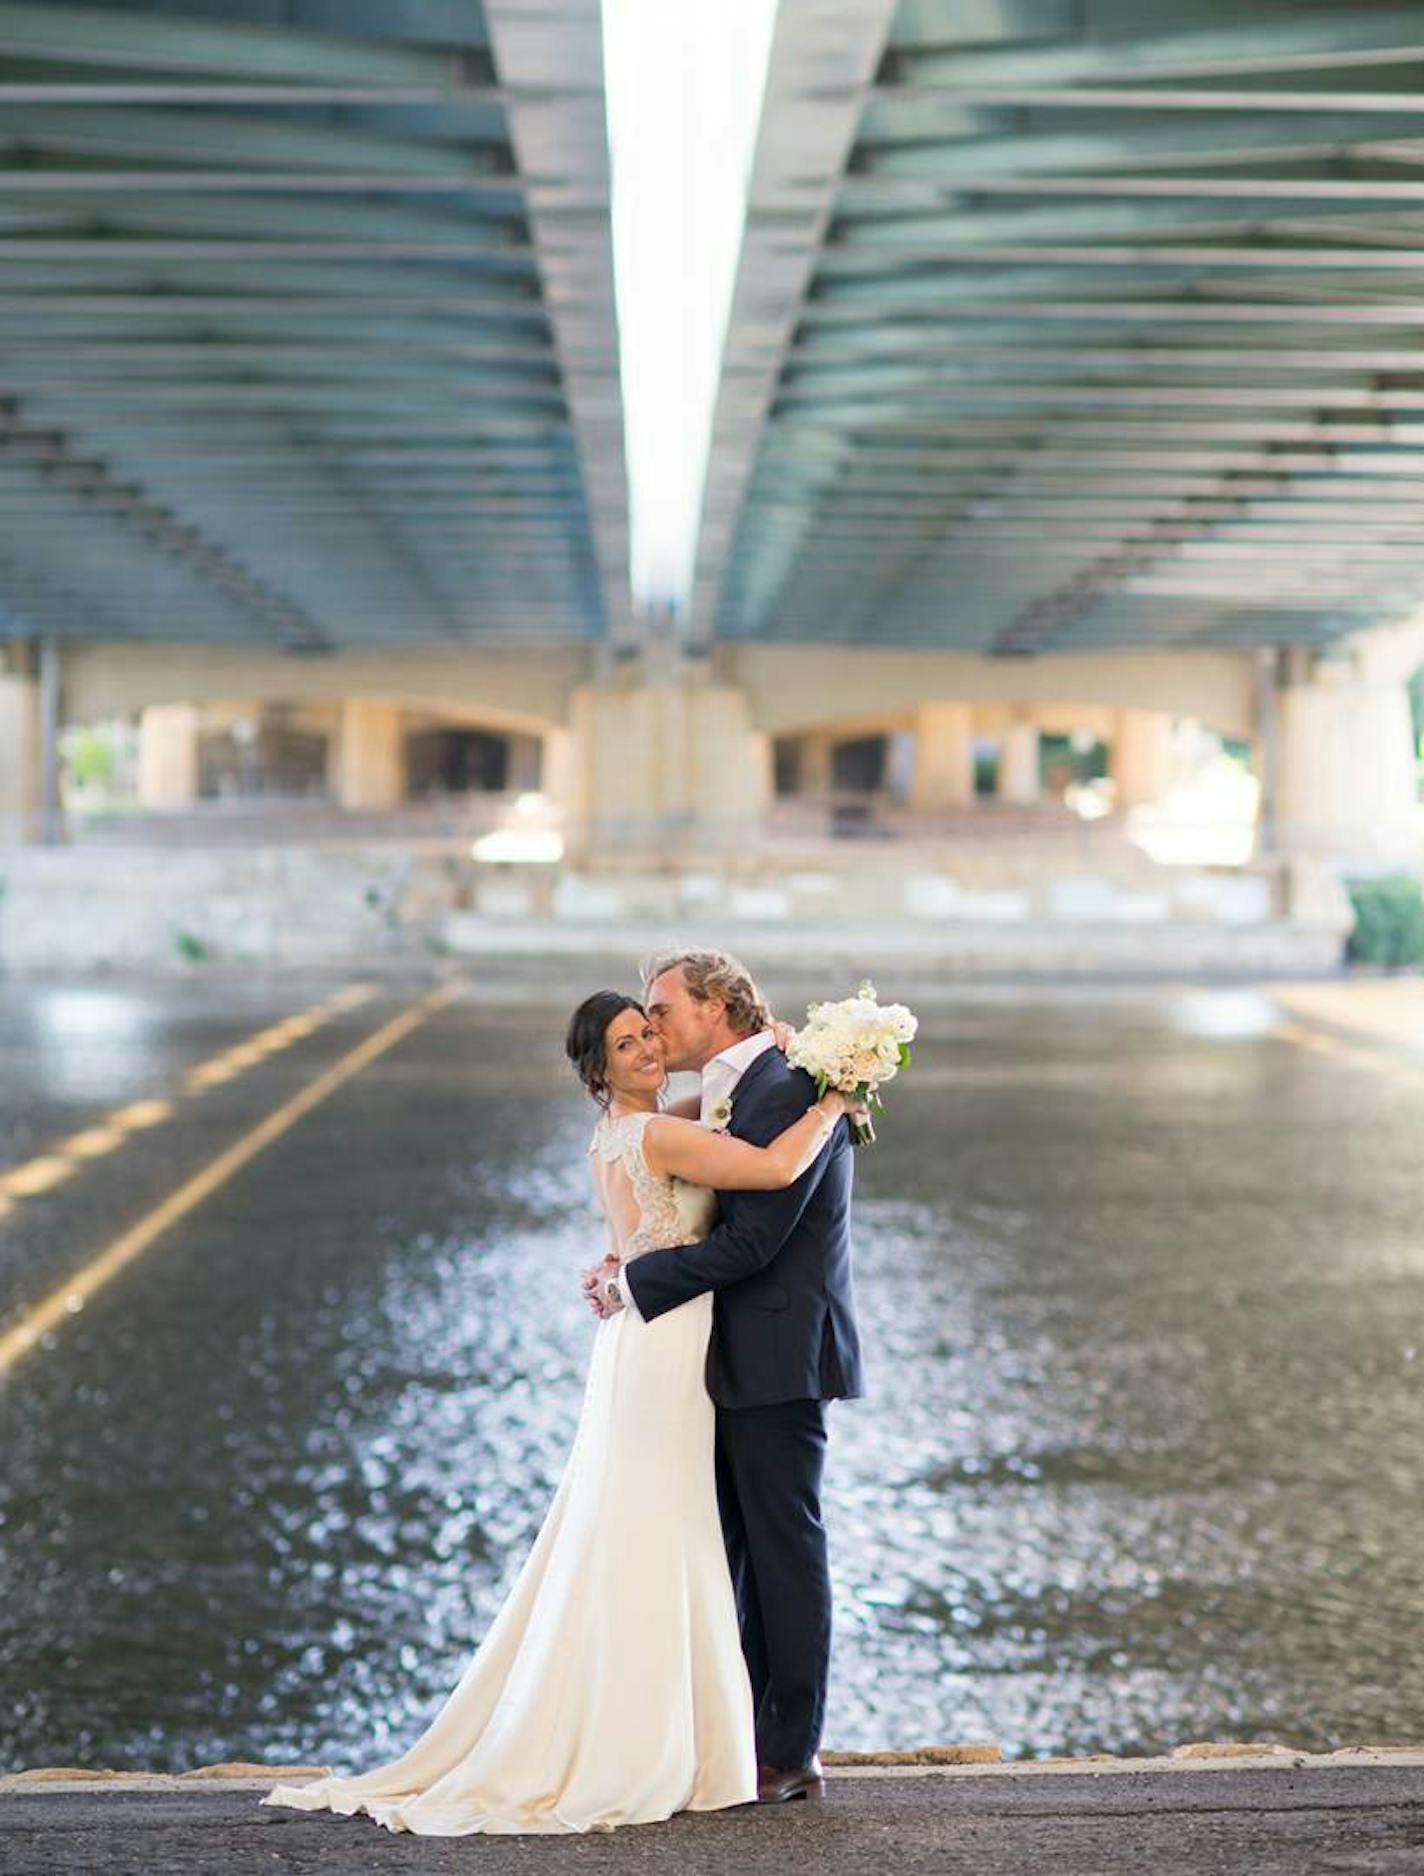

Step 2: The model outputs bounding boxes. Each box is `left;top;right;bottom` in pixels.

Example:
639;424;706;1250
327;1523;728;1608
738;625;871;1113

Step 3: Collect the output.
261;1108;756;1835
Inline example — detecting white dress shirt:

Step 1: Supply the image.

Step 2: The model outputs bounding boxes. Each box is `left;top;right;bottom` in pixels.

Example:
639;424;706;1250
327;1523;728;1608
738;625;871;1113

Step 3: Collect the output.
616;1029;777;1321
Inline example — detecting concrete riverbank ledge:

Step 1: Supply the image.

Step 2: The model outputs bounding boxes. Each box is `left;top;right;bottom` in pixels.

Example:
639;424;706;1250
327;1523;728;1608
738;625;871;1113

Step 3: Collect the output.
4;1746;1422;1876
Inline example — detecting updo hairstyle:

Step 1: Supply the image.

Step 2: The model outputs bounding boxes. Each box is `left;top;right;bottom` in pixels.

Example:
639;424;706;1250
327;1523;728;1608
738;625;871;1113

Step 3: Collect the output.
565;990;645;1112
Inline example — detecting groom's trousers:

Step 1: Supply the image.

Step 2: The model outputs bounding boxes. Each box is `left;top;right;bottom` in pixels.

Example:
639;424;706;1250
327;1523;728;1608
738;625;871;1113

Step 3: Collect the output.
714;1398;831;1771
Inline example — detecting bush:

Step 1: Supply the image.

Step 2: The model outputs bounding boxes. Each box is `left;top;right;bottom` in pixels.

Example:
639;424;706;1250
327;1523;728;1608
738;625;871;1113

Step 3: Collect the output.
1345;875;1424;968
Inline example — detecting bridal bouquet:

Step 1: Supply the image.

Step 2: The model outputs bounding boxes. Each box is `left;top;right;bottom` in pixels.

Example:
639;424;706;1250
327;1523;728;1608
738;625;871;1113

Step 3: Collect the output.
785;980;917;1146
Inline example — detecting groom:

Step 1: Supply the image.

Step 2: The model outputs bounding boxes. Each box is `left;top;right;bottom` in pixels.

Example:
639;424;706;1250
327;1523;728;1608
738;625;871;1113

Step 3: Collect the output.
582;948;863;1804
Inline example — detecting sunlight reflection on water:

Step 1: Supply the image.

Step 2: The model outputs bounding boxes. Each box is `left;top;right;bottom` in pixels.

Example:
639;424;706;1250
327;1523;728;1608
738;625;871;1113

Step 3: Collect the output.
3;987;1421;1772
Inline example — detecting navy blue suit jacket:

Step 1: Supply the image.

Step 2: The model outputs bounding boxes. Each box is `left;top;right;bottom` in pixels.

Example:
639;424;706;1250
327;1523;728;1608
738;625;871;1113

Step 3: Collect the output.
623;1047;865;1410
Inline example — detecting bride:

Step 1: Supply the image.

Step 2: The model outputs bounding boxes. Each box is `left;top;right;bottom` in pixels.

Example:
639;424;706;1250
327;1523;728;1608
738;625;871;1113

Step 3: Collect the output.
261;988;853;1836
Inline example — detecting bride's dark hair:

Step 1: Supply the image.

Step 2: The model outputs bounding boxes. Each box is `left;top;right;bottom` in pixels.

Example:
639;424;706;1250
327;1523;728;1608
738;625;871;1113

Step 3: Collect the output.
565;990;645;1112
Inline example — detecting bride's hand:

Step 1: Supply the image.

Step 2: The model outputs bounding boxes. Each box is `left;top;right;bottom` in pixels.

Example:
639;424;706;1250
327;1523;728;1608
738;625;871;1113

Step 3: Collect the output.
580;1253;620;1317
770;1018;797;1053
819;1089;871;1130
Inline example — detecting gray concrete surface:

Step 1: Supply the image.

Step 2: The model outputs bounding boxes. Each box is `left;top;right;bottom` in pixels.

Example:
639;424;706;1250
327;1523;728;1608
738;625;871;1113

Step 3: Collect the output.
3;1758;1423;1875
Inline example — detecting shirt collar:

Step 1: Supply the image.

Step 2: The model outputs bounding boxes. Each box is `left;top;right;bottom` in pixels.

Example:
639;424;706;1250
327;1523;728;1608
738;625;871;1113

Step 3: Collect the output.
701;1029;776;1109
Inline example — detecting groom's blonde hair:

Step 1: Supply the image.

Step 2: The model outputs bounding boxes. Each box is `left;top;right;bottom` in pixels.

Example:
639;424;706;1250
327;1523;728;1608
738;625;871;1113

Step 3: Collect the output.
641;948;771;1039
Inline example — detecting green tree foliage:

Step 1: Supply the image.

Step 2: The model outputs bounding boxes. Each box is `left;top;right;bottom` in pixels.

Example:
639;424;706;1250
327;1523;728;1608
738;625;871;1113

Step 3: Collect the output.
1346;876;1424;968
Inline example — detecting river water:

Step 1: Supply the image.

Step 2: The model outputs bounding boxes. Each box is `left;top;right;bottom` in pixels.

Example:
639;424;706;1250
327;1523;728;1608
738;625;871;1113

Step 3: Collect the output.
1;975;1420;1770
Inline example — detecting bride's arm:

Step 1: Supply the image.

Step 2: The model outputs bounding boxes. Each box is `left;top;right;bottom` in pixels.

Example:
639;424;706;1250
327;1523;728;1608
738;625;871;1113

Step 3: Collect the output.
643;1096;848;1191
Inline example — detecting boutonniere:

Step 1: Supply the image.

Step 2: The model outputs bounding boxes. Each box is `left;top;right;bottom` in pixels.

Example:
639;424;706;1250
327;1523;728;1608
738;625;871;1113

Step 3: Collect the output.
704;1095;734;1133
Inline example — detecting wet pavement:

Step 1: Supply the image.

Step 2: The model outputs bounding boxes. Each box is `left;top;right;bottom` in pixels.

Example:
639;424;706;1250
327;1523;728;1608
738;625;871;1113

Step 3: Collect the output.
1;965;1422;1775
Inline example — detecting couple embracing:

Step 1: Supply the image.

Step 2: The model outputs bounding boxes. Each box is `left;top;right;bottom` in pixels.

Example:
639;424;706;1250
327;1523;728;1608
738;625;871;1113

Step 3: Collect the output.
264;948;867;1837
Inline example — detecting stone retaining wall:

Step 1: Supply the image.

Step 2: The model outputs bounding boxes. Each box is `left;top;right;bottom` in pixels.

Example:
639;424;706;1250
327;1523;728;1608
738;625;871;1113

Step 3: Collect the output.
0;843;1351;975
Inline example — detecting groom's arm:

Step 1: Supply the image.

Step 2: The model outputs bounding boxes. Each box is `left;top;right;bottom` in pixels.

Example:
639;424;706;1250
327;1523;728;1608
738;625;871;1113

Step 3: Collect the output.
623;1082;835;1323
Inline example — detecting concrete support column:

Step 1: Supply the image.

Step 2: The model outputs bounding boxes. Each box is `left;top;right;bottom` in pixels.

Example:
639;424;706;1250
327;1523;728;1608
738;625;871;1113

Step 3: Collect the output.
327;699;406;812
137;702;200;811
0;669;42;845
798;730;834;796
541;726;576;814
1111;708;1175;810
507;732;542;792
1276;663;1420;866
909;702;975;812
999;721;1041;805
557;681;770;860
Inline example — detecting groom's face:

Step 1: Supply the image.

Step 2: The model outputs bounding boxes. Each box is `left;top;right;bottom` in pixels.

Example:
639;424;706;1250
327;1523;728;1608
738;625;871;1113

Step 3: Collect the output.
645;968;722;1073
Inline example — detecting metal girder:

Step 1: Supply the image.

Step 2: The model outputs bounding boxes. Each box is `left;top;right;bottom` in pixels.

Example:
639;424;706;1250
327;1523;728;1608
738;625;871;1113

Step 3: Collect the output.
0;339;567;368
0;105;512;174
0;189;526;245
480;0;631;648
0;5;492;86
793;296;1424;328
891;8;1424;89
0;237;537;263
824;196;1417;251
836;177;1424;206
689;0;904;645
858;114;1424;178
872;85;1424;115
0;171;533;198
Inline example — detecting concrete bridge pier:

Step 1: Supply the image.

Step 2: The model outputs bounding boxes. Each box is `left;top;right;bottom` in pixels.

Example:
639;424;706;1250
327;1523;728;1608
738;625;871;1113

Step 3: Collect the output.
325;699;406;814
1111;710;1177;813
557;676;771;862
999;720;1043;806
137;704;201;812
908;703;975;813
0;663;42;845
1273;635;1423;869
0;642;61;845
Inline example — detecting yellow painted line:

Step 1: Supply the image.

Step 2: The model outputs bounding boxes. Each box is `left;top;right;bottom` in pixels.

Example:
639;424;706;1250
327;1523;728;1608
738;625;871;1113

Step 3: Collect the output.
0;984;377;1211
106;1099;174;1132
185;1061;241;1090
0;980;461;1379
57;1126;127;1162
1273;979;1424;1055
328;986;378;1012
1272;1021;1336;1054
1;1157;75;1199
1272;1014;1424;1086
1271;1020;1310;1045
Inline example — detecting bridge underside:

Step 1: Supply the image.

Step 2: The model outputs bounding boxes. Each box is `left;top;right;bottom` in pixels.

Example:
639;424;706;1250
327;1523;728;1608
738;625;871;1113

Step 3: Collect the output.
0;2;1420;879
0;0;627;653
703;0;1424;661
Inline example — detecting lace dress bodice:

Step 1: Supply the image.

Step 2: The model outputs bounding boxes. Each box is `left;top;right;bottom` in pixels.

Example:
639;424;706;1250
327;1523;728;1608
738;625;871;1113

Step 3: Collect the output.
590;1110;717;1261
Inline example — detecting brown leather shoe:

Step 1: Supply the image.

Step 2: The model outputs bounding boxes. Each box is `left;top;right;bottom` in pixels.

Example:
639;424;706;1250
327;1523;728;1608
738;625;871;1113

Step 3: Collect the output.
757;1757;825;1803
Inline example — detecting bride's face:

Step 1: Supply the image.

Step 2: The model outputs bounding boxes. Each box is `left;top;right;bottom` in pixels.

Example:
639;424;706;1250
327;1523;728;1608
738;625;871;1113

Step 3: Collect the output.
601;1007;666;1100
